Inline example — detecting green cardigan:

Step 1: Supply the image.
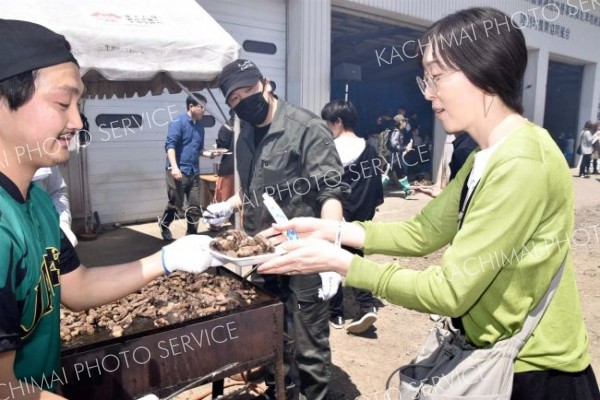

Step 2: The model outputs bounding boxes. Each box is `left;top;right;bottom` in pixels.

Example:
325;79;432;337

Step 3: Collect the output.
347;122;590;373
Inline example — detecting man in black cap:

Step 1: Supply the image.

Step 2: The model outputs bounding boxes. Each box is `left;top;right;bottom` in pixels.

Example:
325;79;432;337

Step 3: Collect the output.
204;59;349;400
0;19;218;399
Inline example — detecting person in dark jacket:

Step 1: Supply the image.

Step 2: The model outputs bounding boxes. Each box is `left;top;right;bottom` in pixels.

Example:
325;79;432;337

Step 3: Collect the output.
209;109;236;231
414;131;478;198
449;131;478;181
321;100;384;334
204;59;349;400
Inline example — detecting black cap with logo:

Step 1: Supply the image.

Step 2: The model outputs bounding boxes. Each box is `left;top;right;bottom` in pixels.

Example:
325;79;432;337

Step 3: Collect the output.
218;59;263;101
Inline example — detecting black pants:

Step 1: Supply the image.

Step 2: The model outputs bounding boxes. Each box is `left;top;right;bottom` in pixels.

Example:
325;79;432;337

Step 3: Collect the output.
252;273;331;400
329;285;375;317
580;154;592;176
387;151;407;180
330;247;376;317
512;365;600;400
160;170;202;234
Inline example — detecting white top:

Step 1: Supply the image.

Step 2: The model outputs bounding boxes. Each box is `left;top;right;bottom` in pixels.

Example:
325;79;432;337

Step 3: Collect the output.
580;130;594;155
33;167;77;246
464;116;526;208
334;136;366;167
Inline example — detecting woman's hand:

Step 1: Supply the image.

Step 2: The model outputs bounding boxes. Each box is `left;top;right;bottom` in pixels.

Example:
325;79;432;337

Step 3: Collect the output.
259;217;336;246
258;238;354;276
412;185;441;198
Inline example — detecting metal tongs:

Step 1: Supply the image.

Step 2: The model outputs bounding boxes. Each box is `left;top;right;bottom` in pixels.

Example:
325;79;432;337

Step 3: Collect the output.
160;361;240;400
242;264;260;280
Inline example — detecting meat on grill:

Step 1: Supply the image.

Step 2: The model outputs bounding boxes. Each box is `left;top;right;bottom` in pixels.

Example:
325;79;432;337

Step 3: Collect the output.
60;271;258;343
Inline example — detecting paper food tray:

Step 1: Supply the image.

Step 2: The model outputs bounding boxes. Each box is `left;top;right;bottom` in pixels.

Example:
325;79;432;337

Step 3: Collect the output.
209;245;284;267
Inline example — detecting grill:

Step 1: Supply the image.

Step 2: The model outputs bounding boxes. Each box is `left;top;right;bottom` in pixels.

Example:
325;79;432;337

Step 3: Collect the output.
57;268;284;399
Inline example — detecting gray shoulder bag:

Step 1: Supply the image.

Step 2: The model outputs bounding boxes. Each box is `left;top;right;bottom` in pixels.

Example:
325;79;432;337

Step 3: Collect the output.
388;172;567;399
390;256;566;399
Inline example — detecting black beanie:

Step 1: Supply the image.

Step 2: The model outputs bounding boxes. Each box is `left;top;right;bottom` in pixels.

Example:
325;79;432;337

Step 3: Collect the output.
0;19;78;82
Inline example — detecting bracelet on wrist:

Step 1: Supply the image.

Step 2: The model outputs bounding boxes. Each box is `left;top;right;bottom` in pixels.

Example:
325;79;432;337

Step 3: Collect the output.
334;221;342;248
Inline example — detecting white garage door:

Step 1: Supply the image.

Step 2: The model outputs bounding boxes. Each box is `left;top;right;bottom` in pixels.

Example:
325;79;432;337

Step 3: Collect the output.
82;0;286;225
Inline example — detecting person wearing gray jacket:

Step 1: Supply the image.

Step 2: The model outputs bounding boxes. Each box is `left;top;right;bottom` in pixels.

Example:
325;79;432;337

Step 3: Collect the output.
204;59;349;400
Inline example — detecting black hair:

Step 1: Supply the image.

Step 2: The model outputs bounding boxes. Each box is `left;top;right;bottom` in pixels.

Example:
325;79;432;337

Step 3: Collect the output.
419;7;527;114
320;100;358;131
0;70;39;111
186;93;207;110
584;121;595;131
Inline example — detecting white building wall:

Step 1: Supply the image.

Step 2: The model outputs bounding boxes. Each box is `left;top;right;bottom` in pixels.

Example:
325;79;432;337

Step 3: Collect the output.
75;0;287;225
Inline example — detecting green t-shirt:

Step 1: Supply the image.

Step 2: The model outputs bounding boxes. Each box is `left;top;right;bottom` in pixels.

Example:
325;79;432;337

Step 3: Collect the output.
0;173;79;390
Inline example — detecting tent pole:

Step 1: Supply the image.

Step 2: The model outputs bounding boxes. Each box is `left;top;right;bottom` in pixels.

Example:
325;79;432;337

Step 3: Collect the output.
170;79;231;130
204;83;229;125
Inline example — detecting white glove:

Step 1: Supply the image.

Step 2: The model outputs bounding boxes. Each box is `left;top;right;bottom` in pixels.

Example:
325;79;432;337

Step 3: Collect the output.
318;272;342;301
203;202;233;225
161;235;222;275
137;395;159;400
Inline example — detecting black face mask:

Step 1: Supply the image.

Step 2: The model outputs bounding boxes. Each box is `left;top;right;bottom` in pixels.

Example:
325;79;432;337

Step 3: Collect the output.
234;92;269;126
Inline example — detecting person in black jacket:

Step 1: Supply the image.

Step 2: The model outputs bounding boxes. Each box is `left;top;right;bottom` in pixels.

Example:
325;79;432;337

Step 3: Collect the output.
448;131;478;181
209;110;236;231
321;100;384;334
414;131;478;198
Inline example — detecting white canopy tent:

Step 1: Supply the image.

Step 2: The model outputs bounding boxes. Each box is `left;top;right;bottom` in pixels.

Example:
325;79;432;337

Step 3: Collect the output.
2;0;240;98
3;0;241;234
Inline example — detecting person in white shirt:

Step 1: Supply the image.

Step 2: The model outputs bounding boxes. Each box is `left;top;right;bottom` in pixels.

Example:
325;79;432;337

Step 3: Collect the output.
33;166;77;246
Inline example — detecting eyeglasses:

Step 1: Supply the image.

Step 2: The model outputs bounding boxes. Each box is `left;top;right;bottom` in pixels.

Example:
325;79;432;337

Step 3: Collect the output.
194;104;206;110
416;70;459;96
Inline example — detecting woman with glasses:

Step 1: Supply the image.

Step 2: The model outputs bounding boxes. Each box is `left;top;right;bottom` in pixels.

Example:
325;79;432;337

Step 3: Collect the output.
259;7;599;399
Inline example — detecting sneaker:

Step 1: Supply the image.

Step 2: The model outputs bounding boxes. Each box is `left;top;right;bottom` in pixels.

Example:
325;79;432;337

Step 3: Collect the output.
404;189;413;198
329;315;344;329
159;224;173;241
430;314;442;321
346;307;378;334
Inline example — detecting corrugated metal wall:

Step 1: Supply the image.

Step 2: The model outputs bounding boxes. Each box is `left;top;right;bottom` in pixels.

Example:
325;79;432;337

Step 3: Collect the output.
320;0;600;180
339;0;600;62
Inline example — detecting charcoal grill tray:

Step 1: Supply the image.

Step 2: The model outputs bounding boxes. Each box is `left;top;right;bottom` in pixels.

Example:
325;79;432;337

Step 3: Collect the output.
58;267;285;400
62;267;275;355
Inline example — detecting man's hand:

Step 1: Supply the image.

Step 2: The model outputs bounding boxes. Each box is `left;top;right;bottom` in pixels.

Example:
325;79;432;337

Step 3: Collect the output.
170;166;183;180
318;272;342;300
203;202;233;225
161;235;222;275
